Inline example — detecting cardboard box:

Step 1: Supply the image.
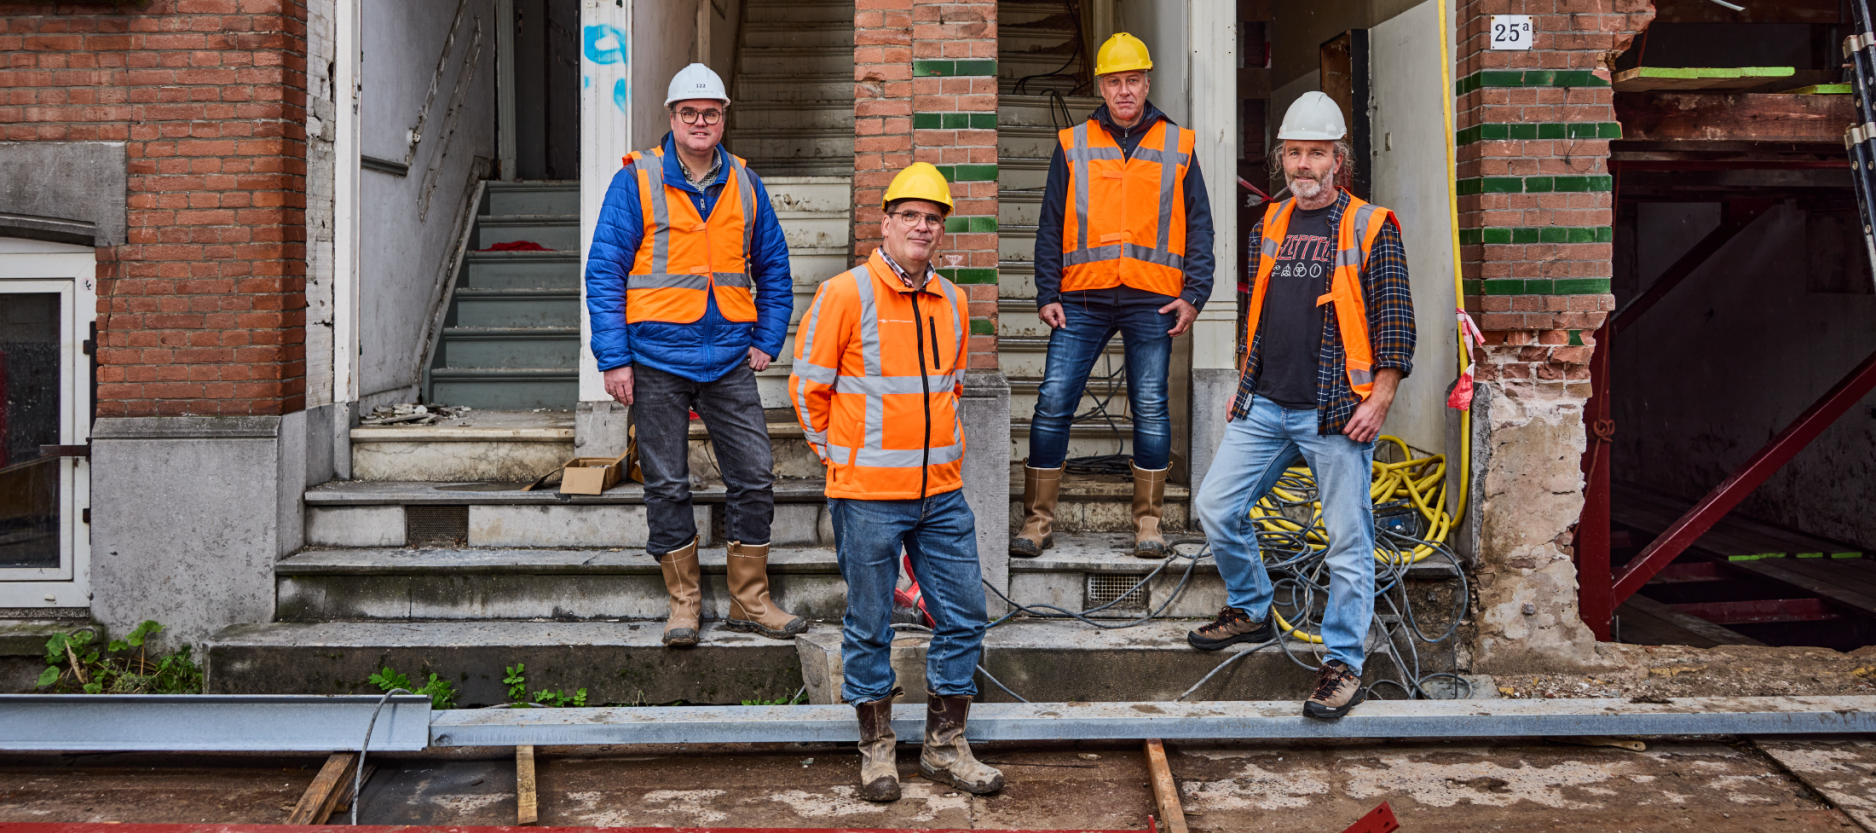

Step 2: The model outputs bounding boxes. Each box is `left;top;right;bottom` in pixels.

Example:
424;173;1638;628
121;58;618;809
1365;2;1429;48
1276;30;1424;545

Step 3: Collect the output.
526;450;629;495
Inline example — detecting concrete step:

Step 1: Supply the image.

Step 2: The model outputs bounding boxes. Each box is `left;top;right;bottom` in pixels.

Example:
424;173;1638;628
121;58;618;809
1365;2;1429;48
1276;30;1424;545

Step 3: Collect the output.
1000;157;1049;192
761;176;853;214
273;545;846;623
734;74;852;103
462;251;578;290
737;47;855;78
1000;94;1103;129
348;411;575;482
744;0;854;24
1000;54;1090;97
727;127;854;160
742;158;855;178
448;288;578;328
428;369;577;412
1008;375;1135;429
999;222;1036;262
1012;470;1182;533
473;214;580;252
999;259;1037;299
999;125;1058;160
1010;420;1136;462
998;185;1044;229
202;615;1437;705
483;180;578;215
998;299;1046;337
999;24;1080;55
436;327;578;369
729;98;854;131
742;21;855;49
775;210;850;253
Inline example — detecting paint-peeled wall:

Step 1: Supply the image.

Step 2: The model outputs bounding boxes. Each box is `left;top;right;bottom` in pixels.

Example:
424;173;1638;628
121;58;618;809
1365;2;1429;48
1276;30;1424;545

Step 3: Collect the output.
357;0;498;404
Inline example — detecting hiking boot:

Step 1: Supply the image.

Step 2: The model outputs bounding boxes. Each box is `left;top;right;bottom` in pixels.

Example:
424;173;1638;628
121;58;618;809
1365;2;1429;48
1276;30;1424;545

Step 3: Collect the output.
1186;606;1275;651
656;537;702;648
853;688;902;802
1303;660;1366;720
724;541;808;639
1011;463;1061;558
918;694;1004;795
1130;462;1169;558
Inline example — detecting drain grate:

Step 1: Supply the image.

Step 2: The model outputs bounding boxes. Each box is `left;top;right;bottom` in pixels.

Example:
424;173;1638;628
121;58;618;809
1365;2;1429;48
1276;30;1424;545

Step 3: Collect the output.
405;505;469;545
1085;573;1148;612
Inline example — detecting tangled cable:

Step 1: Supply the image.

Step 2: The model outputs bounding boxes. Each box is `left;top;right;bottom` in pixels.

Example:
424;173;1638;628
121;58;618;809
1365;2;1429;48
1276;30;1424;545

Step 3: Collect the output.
977;436;1472;703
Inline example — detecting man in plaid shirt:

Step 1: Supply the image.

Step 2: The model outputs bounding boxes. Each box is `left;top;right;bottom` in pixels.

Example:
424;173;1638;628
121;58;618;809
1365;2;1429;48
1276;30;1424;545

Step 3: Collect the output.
1189;92;1416;720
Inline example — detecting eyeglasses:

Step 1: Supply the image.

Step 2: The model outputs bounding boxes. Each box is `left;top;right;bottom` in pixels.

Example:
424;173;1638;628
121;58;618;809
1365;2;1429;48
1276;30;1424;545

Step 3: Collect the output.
676;108;724;125
890;210;946;229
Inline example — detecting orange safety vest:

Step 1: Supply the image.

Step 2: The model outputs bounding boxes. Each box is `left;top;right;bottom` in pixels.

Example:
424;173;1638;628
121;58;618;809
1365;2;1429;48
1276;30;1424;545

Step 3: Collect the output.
621;146;759;324
787;249;971;501
1057;118;1197;297
1246;194;1396;400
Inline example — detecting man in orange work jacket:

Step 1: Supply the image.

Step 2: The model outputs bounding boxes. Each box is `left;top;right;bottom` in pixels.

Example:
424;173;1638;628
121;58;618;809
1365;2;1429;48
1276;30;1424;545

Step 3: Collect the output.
585;64;804;650
789;163;1005;803
1015;33;1215;561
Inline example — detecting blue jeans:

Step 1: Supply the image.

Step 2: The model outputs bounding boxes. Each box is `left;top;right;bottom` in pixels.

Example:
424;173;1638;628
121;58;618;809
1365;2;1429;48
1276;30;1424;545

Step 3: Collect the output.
1028;289;1173;470
1193;400;1377;672
829;489;988;703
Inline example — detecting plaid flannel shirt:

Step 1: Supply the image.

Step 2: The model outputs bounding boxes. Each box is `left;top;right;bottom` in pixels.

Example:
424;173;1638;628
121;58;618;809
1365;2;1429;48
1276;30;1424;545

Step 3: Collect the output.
1230;190;1416;435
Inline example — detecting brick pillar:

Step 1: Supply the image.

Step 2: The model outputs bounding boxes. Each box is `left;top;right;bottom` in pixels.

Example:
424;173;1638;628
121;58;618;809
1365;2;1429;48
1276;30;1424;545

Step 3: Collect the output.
4;1;310;417
853;0;914;261
1453;0;1653;670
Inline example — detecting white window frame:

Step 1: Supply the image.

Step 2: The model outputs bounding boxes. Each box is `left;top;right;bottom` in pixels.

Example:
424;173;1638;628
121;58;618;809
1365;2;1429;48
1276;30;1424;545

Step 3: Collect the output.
0;238;96;607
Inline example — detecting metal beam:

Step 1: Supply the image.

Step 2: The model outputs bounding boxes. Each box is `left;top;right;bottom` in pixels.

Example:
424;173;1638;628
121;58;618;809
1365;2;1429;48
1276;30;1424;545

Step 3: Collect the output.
0;695;431;752
428;697;1876;747
1670;598;1841;626
1612;345;1876;603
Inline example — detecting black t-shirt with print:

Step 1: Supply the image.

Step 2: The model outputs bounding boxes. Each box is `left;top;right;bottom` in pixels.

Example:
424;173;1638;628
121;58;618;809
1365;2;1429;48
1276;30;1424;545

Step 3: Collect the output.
1255;205;1334;410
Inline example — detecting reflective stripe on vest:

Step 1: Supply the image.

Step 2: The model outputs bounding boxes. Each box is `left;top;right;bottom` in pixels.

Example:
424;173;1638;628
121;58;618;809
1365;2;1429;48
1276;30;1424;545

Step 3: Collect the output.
1059;119;1193;296
829;262;966;469
1245;195;1394;400
623;147;759;323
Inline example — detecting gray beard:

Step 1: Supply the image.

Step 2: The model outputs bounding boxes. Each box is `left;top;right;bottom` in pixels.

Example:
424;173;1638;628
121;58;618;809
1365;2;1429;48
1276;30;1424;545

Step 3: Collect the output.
1289;173;1328;200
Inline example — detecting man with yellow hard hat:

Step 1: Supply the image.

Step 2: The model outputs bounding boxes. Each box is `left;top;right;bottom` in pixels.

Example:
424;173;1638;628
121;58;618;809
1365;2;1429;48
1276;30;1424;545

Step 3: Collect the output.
790;163;1004;803
1014;32;1216;561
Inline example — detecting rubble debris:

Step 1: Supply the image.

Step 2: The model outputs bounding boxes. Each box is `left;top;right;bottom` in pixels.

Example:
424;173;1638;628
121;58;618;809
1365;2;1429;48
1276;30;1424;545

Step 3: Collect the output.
360;403;473;427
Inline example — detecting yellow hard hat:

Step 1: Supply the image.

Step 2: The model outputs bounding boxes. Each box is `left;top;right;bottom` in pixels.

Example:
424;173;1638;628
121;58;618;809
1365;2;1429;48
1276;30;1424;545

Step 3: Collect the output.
881;162;954;215
1095;33;1152;77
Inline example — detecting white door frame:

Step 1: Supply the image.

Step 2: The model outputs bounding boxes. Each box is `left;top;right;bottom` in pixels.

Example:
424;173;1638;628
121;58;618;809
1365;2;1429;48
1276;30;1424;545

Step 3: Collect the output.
0;239;97;608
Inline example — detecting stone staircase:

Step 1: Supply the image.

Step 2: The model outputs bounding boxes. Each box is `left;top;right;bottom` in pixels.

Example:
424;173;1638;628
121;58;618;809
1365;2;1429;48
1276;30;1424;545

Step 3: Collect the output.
725;0;855;178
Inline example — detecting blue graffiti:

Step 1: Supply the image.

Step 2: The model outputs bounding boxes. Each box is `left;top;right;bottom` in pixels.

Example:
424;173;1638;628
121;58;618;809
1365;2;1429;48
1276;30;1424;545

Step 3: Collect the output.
614;78;629;114
584;24;627;65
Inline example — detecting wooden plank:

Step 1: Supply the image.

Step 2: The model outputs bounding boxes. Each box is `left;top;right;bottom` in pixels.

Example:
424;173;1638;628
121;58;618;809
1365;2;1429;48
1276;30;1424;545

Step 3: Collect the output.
1726;559;1876;619
517;744;538;825
1650;0;1839;24
1613;67;1795;93
1615;93;1857;145
1782;84;1853;96
1143;739;1187;833
1777;558;1876;601
1619;595;1767;647
285;752;356;825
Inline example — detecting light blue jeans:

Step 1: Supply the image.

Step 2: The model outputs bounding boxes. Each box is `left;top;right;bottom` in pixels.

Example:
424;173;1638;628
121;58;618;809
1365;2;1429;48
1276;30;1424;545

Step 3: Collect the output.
1193;399;1377;671
828;489;988;703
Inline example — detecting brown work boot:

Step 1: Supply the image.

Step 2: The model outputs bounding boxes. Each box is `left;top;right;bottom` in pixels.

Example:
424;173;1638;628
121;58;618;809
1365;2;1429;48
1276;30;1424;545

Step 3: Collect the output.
1130;462;1169;558
853;688;902;802
1303;660;1366;720
724;541;808;639
918;694;1005;795
1186;605;1276;651
1011;462;1062;558
657;537;701;648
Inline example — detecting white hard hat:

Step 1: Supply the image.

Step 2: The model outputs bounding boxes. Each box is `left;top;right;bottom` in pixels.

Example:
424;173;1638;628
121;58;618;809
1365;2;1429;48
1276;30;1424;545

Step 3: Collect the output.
665;63;729;107
1277;91;1347;141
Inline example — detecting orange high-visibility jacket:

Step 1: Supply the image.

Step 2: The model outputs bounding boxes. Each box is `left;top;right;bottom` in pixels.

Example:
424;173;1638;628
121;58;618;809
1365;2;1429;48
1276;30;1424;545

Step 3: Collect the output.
1246;194;1397;400
788;249;971;501
621;145;759;324
1057;118;1197;297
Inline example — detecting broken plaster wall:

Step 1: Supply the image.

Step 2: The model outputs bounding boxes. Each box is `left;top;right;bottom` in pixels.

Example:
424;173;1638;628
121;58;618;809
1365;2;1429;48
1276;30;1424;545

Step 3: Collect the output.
306;0;336;409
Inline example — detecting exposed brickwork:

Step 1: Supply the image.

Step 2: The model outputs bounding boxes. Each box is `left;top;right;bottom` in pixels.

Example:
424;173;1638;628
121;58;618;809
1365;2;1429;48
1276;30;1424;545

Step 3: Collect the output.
856;0;1000;369
2;1;310;417
1455;0;1651;399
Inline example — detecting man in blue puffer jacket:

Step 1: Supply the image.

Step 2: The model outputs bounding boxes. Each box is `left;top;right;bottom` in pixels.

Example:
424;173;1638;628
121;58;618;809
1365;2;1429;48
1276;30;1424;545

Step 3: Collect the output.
584;63;803;649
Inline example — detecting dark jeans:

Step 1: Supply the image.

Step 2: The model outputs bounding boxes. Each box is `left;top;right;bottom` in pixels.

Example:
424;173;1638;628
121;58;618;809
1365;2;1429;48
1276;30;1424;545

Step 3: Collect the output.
633;363;775;555
1028;288;1174;470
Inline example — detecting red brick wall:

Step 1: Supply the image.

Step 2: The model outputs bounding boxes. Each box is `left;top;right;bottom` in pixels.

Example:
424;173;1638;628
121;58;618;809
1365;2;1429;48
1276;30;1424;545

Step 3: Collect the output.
2;1;309;417
855;0;1000;370
1455;0;1653;399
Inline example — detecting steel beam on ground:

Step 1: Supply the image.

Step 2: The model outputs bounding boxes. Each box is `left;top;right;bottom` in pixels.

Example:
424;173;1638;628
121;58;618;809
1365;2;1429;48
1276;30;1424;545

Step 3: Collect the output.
0;695;431;752
427;697;1876;747
1610;346;1876;604
1670;598;1842;626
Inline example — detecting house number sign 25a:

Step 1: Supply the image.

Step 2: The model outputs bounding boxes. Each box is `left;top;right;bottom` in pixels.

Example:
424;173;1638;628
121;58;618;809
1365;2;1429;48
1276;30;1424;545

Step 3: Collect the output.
1490;15;1533;50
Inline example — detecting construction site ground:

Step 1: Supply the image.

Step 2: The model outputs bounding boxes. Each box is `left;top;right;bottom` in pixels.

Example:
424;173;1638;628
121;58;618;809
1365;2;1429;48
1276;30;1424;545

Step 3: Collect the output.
2;734;1874;831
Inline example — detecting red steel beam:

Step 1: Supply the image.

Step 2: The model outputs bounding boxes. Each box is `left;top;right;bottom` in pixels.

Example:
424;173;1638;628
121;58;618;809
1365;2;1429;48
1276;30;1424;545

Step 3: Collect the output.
1577;320;1615;640
1611;345;1876;605
1669;597;1841;626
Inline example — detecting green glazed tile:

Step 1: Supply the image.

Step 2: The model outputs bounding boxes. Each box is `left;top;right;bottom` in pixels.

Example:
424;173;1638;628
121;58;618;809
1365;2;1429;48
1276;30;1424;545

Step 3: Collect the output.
969;318;997;335
1482;228;1513;245
1568;329;1583;346
1481;279;1524;295
1484;177;1523;194
941;268;999;284
1539;227;1568;243
951;164;998;181
1510;123;1539;140
954;59;997;77
1537;123;1566;139
1511;227;1540;244
912;60;955;77
912;113;942;129
1524;177;1554;193
1553;278;1612;294
941;112;969;129
969;113;997;130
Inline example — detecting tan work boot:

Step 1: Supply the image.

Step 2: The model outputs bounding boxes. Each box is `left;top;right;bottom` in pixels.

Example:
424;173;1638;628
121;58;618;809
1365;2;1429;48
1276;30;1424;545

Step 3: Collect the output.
918;694;1005;795
853;688;902;802
1131;462;1170;558
724;541;808;639
1303;660;1366;720
657;537;701;648
1011;462;1062;558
